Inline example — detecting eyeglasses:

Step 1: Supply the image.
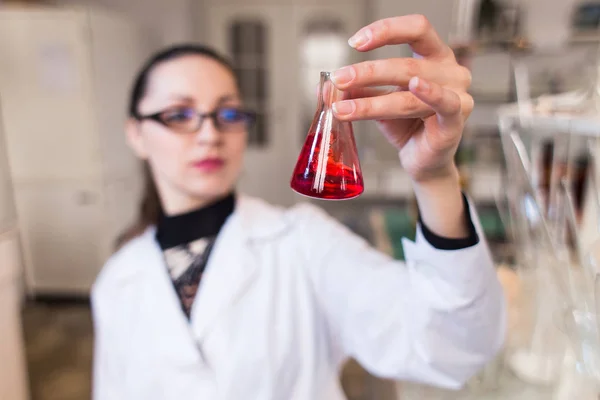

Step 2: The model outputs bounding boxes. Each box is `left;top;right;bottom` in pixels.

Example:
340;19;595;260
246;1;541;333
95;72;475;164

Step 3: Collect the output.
134;107;256;133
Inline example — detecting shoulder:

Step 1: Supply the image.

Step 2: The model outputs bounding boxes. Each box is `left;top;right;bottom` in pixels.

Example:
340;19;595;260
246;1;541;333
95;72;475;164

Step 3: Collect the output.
284;201;337;230
238;194;336;233
92;228;156;301
239;195;361;254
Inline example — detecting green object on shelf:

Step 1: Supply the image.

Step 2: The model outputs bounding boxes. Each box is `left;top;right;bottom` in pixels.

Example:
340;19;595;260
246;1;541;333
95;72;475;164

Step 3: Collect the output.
478;208;505;239
380;206;506;261
382;209;415;261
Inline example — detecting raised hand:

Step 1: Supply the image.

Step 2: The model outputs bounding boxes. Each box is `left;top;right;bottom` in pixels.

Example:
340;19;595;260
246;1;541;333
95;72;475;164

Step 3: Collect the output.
331;15;473;183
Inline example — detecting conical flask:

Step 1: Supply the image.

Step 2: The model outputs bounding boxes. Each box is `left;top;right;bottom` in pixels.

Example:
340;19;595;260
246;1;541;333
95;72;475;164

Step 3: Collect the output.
290;71;364;200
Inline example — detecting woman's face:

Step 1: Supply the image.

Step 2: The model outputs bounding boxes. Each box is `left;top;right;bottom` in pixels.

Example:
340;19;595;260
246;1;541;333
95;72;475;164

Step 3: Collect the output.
127;55;247;214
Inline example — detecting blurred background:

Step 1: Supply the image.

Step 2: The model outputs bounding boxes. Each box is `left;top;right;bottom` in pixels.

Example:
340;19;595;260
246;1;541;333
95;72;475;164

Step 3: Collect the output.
1;0;600;399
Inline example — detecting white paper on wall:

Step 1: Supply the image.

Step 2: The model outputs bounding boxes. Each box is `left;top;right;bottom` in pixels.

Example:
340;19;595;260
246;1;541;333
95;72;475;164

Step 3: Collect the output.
37;43;78;94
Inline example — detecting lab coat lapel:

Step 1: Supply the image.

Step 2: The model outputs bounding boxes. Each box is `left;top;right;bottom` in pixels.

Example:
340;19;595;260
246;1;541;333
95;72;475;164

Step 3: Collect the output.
139;230;204;361
190;212;256;342
190;195;288;342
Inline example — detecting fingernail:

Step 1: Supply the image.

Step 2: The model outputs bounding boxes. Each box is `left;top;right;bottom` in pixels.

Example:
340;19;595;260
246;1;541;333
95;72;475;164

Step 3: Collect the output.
333;100;355;116
348;29;372;48
332;66;355;86
409;76;429;92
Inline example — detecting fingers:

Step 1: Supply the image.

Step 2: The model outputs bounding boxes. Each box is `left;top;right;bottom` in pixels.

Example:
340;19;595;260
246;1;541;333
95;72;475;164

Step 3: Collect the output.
332;91;435;121
334;86;397;100
333;77;474;125
408;76;473;130
316;81;399;106
348;15;453;61
341;86;409;101
331;58;471;90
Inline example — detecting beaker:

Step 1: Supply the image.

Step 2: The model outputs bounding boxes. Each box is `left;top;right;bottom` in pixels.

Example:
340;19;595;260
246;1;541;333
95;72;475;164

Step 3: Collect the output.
290;71;364;200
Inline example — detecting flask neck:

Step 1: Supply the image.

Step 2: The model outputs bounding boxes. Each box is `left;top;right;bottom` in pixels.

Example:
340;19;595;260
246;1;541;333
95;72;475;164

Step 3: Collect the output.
318;72;347;110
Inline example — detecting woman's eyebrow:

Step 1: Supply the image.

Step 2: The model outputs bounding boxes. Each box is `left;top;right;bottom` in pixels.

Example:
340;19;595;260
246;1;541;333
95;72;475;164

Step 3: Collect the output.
216;94;240;105
164;94;239;105
166;94;195;103
155;94;240;112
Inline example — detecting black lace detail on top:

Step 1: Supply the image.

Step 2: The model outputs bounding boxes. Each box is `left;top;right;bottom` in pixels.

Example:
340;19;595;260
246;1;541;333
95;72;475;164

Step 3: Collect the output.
156;193;235;318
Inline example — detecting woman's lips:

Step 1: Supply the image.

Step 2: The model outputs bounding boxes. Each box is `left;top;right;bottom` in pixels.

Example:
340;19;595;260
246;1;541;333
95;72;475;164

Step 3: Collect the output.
191;158;224;172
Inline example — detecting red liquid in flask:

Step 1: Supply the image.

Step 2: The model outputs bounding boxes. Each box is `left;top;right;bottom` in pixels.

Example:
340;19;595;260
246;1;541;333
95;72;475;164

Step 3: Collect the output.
290;71;364;200
291;128;364;200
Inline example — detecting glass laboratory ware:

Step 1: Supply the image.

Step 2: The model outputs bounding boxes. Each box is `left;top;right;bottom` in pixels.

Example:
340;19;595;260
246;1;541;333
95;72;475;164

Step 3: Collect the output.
290;71;364;200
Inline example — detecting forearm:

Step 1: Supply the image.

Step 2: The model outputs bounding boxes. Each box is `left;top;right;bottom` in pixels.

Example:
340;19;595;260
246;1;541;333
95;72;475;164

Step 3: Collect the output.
411;164;468;239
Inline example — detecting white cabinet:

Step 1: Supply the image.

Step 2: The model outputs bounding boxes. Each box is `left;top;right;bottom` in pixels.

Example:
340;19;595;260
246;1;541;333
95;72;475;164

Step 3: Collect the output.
0;9;101;182
14;183;106;293
0;6;147;295
101;177;144;259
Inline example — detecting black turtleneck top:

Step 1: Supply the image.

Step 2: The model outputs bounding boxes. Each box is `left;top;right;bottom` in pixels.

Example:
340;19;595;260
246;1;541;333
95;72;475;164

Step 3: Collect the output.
155;192;477;320
156;193;235;318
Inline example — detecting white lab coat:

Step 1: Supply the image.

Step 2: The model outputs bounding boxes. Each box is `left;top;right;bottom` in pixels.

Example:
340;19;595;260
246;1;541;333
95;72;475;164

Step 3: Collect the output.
92;195;506;400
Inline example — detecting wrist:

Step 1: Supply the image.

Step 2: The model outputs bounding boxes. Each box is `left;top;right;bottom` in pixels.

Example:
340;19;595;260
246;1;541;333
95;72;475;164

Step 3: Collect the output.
410;163;460;188
411;164;468;239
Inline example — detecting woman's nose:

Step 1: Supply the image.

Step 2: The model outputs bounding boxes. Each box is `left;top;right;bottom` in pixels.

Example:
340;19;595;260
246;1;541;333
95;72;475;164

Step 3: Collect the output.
194;118;222;146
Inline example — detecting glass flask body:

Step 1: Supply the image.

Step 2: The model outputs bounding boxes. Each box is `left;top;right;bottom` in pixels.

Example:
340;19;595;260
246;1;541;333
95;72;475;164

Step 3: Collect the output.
290;71;364;200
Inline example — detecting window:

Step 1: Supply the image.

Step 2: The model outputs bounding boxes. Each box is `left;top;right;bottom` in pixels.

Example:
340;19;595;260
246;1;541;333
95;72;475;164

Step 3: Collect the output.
229;20;268;147
300;19;350;140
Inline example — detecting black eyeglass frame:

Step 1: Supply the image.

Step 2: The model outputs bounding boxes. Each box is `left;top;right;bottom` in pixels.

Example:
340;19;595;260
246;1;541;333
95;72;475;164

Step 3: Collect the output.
133;107;257;133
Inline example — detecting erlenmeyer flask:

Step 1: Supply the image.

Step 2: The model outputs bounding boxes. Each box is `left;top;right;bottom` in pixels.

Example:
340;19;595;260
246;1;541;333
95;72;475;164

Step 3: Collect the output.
290;71;364;200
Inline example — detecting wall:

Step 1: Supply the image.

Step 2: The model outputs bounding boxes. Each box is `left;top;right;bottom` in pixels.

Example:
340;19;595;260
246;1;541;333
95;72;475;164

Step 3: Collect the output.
12;0;596;59
50;0;197;49
371;0;455;59
523;0;589;49
0;105;15;232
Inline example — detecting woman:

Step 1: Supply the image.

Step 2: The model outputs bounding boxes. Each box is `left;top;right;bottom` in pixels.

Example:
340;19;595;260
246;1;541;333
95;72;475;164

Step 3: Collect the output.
92;15;505;400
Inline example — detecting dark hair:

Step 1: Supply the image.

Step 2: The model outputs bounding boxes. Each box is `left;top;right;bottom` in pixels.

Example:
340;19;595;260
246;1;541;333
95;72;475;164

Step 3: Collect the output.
115;44;238;251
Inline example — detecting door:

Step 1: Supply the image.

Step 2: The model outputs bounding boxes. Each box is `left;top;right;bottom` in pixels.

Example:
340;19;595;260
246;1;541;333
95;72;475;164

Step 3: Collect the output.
207;5;297;207
0;9;101;182
291;2;371;162
14;183;105;295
